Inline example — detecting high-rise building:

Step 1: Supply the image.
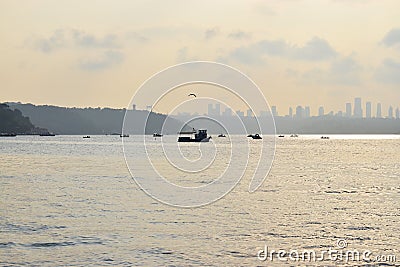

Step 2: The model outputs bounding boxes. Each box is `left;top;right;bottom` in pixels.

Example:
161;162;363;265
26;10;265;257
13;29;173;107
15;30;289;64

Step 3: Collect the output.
388;106;393;119
289;107;293;118
396;108;400;119
376;103;382;118
354;97;362;118
271;106;277;117
132;104;136;110
215;104;220;116
304;106;310;118
236;110;244;117
318;106;324;117
208;103;214;116
295;106;303;119
246;109;253;117
346;103;352;117
366;102;371;118
222;108;232;117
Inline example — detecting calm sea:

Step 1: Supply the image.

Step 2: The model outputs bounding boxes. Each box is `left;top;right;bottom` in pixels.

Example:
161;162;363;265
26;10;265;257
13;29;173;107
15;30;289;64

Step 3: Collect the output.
1;135;399;266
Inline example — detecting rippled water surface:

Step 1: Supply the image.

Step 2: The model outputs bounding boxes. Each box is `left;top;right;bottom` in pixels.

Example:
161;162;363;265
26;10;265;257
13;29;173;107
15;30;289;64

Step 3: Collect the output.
1;135;399;266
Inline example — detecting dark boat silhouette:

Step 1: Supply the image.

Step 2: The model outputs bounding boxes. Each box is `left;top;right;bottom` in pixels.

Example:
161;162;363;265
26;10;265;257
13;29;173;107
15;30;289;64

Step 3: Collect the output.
278;135;285;138
120;134;129;137
40;132;56;136
178;129;211;142
321;136;329;139
0;133;16;137
251;134;262;139
83;135;90;138
153;133;163;137
218;134;226;137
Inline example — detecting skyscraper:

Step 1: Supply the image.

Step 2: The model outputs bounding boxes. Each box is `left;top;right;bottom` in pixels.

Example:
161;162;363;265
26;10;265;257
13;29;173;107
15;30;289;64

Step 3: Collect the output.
318;106;324;117
366;102;371;118
396;108;400;119
215;104;221;116
271;106;277;117
208;103;214;116
346;103;352;117
295;106;303;119
289;107;293;118
388;106;393;119
246;109;253;117
304;106;310;118
376;103;382;118
353;97;362;118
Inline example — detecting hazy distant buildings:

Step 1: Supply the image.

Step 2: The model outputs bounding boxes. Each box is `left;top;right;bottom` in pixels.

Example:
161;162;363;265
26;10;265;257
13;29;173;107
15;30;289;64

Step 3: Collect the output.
304;106;310;118
236;110;244;117
354;97;362;118
289;107;293;118
376;103;382;118
318;106;324;117
208;103;221;116
388;106;393;119
271;106;278;117
246;109;253;117
346;103;352;117
396;108;400;119
222;108;232;117
366;102;371;118
132;104;136;110
295;106;303;119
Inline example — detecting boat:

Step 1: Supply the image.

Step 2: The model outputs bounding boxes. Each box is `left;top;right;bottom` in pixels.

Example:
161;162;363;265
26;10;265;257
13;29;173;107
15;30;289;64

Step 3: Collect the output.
278;135;285;138
178;129;211;142
83;135;90;138
40;132;56;136
0;133;16;137
120;134;129;137
251;133;262;139
218;134;226;137
247;134;253;137
290;134;298;138
321;136;329;139
153;133;163;137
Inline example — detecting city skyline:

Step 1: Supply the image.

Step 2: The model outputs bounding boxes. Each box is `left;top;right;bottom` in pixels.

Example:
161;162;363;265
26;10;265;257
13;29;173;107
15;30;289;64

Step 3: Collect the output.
173;97;399;119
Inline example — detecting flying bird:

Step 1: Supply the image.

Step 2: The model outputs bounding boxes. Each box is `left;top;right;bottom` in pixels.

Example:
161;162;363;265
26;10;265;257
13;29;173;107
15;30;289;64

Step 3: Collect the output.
188;93;197;97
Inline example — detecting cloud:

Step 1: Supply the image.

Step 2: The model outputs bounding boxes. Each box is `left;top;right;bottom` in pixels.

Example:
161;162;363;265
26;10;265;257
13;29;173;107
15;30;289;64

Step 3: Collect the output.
375;58;400;84
225;37;337;64
382;28;400;47
204;27;220;39
28;29;121;53
32;29;67;53
78;50;124;71
228;31;251;40
302;56;362;85
292;37;337;61
71;30;120;49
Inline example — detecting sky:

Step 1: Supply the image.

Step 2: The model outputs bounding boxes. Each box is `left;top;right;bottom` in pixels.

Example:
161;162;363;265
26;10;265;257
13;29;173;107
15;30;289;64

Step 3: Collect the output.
1;0;399;116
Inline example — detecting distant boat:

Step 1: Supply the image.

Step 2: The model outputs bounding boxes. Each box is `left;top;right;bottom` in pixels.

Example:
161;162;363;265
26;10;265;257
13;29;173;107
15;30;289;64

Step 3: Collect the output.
247;134;253;137
178;129;211;142
290;134;298;138
153;133;163;137
0;133;16;137
278;135;285;138
321;136;329;139
40;132;56;136
83;135;90;138
251;133;262;139
218;134;226;137
120;134;129;137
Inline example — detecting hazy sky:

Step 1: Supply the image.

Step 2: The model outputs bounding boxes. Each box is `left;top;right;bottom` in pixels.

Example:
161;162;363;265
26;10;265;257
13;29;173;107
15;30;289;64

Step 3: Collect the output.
1;0;399;115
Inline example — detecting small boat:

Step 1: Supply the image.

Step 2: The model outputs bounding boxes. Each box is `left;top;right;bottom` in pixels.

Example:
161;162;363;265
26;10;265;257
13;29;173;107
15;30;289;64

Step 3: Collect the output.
0;133;16;137
218;134;226;137
321;136;329;139
120;134;129;137
83;135;90;138
251;133;262;139
178;129;211;142
40;132;56;136
247;134;253;137
278;135;285;138
153;133;163;137
290;134;298;138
